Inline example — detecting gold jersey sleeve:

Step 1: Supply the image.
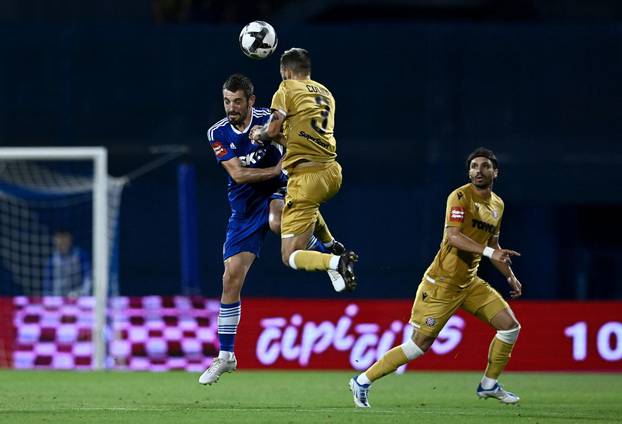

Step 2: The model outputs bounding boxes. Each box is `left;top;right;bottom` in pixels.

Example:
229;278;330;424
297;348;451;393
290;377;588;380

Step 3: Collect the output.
424;183;505;288
270;79;337;171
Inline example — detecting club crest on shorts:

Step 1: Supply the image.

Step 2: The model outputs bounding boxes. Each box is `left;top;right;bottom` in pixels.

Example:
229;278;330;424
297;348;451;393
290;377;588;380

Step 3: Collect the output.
425;317;437;327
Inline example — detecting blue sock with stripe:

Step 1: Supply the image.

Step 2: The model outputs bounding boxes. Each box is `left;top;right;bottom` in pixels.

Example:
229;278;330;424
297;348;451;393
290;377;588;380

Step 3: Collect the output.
218;301;241;353
307;235;329;253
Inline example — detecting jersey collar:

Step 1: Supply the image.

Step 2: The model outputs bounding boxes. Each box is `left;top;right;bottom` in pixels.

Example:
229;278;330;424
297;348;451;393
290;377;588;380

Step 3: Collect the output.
229;108;255;135
468;184;493;203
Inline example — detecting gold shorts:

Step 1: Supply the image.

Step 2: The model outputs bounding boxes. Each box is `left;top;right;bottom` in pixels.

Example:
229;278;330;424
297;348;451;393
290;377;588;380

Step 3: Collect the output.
281;161;342;237
409;275;509;337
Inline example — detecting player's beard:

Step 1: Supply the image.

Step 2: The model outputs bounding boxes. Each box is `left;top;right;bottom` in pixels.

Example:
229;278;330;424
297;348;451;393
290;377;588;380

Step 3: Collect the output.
471;174;492;189
227;110;247;126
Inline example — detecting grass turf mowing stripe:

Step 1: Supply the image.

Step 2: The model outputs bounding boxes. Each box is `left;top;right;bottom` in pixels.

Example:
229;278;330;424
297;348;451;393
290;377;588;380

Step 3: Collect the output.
0;370;620;424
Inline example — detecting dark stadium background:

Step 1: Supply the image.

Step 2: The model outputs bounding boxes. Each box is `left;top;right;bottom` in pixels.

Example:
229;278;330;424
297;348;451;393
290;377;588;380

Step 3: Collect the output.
1;0;621;300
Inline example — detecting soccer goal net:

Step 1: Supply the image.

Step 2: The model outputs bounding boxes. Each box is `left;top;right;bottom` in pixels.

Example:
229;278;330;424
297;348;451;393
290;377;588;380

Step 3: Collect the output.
0;147;124;369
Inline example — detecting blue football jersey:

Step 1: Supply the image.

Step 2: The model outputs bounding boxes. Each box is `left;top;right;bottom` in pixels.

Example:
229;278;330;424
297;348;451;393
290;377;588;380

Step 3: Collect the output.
207;107;287;218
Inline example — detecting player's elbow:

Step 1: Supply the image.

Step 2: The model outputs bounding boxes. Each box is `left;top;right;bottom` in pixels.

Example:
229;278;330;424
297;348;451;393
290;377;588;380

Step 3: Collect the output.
230;171;248;185
444;228;461;248
446;236;460;249
266;128;280;140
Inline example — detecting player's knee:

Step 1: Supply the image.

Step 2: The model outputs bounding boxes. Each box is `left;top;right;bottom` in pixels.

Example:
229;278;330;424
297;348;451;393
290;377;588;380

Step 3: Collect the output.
222;270;244;291
411;330;435;352
269;217;281;234
496;323;521;344
281;251;292;267
401;338;426;360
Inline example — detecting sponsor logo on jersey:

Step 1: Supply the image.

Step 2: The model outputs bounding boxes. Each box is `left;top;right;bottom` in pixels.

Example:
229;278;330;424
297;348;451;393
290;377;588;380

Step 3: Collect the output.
298;130;330;148
449;206;465;222
492;209;498;219
212;141;228;158
471;218;496;234
238;148;266;167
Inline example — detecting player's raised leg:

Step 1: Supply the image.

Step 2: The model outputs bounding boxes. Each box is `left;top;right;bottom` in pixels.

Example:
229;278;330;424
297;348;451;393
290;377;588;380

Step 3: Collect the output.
476;307;521;404
199;252;254;385
271;199;344;254
280;164;358;291
282;225;358;292
314;212;346;254
270;197;349;291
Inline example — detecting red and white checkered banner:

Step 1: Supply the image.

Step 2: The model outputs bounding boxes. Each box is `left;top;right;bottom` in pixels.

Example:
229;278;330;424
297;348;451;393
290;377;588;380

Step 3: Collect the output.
3;297;621;371
8;296;219;371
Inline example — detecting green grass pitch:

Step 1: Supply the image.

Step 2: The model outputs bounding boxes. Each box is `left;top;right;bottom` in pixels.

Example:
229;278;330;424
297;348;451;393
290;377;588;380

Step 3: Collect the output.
0;370;620;423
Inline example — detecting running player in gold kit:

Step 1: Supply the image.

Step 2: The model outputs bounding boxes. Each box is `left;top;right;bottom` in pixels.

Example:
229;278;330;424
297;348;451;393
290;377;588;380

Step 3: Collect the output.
349;147;523;407
250;48;358;292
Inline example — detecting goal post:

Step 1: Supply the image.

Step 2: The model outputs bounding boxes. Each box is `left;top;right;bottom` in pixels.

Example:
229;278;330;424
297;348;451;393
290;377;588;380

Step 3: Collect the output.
0;147;110;369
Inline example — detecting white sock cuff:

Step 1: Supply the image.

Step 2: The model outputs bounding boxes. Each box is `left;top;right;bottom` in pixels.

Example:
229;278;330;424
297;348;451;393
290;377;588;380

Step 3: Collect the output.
328;255;340;271
323;239;335;248
480;376;497;390
218;350;234;360
356;373;372;386
496;325;521;344
400;339;425;361
288;250;301;269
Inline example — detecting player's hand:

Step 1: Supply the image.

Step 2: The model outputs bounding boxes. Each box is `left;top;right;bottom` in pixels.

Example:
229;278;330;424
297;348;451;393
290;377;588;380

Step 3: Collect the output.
491;248;521;265
507;275;522;299
249;125;266;145
272;159;282;176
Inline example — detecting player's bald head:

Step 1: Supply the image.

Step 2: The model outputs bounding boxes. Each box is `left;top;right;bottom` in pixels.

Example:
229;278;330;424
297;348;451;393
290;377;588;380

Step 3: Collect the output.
280;48;312;77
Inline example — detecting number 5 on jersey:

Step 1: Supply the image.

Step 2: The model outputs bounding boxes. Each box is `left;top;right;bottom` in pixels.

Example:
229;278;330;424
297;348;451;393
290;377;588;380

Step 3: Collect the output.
311;95;330;135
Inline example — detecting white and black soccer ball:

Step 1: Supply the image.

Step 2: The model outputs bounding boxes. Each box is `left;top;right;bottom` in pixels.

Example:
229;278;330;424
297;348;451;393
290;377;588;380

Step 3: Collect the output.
239;21;278;59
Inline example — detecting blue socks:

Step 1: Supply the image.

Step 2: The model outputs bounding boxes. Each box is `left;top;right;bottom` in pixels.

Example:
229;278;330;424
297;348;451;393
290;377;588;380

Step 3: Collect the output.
218;301;241;352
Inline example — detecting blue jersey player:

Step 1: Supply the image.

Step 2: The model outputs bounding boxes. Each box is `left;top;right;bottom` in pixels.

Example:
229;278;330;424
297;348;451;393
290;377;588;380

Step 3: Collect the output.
199;74;347;386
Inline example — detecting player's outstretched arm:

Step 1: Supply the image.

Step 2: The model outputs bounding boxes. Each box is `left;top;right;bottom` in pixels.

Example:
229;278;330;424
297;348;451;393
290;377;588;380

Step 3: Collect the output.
445;227;521;264
249;111;285;145
249;125;287;147
221;156;281;184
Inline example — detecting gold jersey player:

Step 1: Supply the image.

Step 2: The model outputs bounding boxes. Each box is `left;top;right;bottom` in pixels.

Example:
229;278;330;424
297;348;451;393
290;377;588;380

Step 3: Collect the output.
250;48;358;291
349;147;523;407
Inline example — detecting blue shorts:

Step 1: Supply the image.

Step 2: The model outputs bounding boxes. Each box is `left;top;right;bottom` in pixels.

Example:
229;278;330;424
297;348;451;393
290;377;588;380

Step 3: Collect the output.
222;191;284;261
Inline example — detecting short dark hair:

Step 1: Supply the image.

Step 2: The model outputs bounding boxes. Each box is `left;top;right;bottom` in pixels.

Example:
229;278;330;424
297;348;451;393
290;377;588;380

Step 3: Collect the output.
466;147;499;169
222;73;254;99
280;48;311;76
53;227;71;236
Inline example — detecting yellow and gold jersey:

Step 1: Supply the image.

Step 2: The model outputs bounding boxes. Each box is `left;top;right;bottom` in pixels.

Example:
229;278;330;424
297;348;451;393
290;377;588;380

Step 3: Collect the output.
270;79;337;171
425;183;505;288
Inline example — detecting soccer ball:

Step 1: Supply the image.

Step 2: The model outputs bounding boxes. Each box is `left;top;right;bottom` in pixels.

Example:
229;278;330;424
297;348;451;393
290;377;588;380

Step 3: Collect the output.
239;21;278;59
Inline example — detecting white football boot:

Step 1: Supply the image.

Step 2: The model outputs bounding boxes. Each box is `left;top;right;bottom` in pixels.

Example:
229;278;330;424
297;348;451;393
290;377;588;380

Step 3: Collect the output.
327;269;346;292
476;382;520;404
349;377;371;408
199;354;237;385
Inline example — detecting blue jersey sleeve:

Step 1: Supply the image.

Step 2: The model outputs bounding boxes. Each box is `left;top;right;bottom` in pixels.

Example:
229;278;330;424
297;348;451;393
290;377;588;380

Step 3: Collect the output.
207;126;236;163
